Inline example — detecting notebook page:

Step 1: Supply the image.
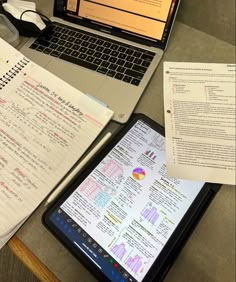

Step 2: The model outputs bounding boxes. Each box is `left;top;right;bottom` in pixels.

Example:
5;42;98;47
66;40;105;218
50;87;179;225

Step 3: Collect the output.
0;38;113;236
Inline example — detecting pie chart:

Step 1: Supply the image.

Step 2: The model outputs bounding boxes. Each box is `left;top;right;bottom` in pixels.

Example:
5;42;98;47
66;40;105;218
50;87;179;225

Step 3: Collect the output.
132;167;145;180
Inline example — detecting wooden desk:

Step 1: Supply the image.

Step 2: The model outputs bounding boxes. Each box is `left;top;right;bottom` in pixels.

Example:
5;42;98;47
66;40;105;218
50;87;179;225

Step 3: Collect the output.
5;0;236;281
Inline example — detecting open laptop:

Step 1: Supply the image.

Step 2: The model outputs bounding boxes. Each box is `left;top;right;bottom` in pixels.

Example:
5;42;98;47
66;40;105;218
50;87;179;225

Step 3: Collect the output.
20;0;180;123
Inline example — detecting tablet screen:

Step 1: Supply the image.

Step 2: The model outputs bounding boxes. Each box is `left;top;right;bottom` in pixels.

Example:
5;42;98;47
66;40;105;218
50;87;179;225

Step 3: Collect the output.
46;118;205;282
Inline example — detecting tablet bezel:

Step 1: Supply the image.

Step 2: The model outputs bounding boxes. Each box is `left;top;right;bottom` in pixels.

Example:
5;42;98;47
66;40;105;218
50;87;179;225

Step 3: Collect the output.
43;113;221;282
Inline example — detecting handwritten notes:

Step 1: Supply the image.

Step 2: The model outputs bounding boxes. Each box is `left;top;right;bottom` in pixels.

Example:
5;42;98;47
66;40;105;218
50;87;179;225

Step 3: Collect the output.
164;62;235;185
0;38;113;241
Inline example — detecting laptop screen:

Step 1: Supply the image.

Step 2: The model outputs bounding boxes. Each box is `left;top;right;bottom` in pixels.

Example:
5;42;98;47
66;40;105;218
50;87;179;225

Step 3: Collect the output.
55;0;179;47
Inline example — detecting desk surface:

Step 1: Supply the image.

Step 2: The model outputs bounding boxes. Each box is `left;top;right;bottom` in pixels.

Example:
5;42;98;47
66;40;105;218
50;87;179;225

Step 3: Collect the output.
7;0;236;281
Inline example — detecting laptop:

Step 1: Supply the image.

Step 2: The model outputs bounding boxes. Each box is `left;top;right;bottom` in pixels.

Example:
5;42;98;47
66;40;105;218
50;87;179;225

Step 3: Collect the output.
20;0;180;123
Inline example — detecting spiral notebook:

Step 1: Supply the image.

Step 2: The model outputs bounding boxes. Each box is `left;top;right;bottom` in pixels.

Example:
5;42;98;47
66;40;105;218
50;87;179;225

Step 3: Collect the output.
0;38;113;248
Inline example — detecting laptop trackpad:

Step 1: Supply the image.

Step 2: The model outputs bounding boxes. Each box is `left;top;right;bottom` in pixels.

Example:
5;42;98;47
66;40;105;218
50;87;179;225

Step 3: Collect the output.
46;60;105;94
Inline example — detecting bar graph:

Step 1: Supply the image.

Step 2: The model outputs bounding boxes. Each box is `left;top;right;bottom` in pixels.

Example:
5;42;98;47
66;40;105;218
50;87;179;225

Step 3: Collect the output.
140;203;159;225
125;254;142;273
144;149;156;160
111;242;127;260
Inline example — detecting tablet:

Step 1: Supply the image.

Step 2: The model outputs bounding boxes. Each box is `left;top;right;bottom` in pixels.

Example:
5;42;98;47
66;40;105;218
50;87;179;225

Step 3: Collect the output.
43;114;221;282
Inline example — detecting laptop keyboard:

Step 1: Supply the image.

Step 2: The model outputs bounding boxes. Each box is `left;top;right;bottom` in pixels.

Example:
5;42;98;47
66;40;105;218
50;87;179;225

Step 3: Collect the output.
29;23;155;86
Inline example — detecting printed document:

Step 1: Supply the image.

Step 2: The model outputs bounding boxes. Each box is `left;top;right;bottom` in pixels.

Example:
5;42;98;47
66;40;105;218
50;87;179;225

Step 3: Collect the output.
164;62;235;185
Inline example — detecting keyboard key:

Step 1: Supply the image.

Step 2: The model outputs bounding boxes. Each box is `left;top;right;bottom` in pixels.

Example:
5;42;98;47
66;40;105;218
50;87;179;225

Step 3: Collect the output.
43;48;52;54
78;53;87;60
142;60;151;67
107;70;116;77
76;33;83;38
57;46;66;52
94;52;102;58
68;36;75;42
88;43;96;49
117;59;125;66
126;49;134;55
54;32;61;38
51;37;59;43
71;51;80;57
58;39;66;45
55;26;62;32
114;73;124;80
103;42;111;48
101;54;109;60
117;66;125;73
81;41;89;47
74;32;81;38
96;46;104;52
68;30;76;36
50;43;58;49
64;48;72;55
125;69;144;79
97;67;108;74
111;44;118;50
134;58;142;64
126;55;134;62
132;64;147;74
101;61;110;68
109;64;117;70
104;48;111;54
94;58;102;65
35;39;51;47
118;46;126;53
75;39;82;44
82;35;89;40
109;57;117;63
65;42;73;48
124;62;133;69
89;37;96;43
60;54;98;70
51;50;60;57
123;75;132;83
86;56;94;62
131;78;141;86
61;35;68;40
141;53;154;61
36;45;45;52
79;46;87;53
118;53;126;59
30;43;39;49
72;44;80;50
111;51;118;57
96;39;104;45
61;28;68;34
133;51;141;57
87;49;95;55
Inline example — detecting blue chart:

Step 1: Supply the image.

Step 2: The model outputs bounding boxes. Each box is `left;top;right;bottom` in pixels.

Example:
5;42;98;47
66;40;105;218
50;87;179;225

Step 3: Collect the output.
140;203;159;225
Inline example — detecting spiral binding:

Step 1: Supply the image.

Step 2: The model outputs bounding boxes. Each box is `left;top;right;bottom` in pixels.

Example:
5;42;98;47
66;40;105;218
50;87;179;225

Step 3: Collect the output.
0;57;30;90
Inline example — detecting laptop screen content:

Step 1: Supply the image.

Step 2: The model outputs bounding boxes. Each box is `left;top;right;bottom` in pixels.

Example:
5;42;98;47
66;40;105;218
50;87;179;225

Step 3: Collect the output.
64;0;178;43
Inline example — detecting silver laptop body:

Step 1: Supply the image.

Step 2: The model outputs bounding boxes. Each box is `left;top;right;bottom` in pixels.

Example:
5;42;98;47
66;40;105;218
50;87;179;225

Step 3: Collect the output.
20;0;180;123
